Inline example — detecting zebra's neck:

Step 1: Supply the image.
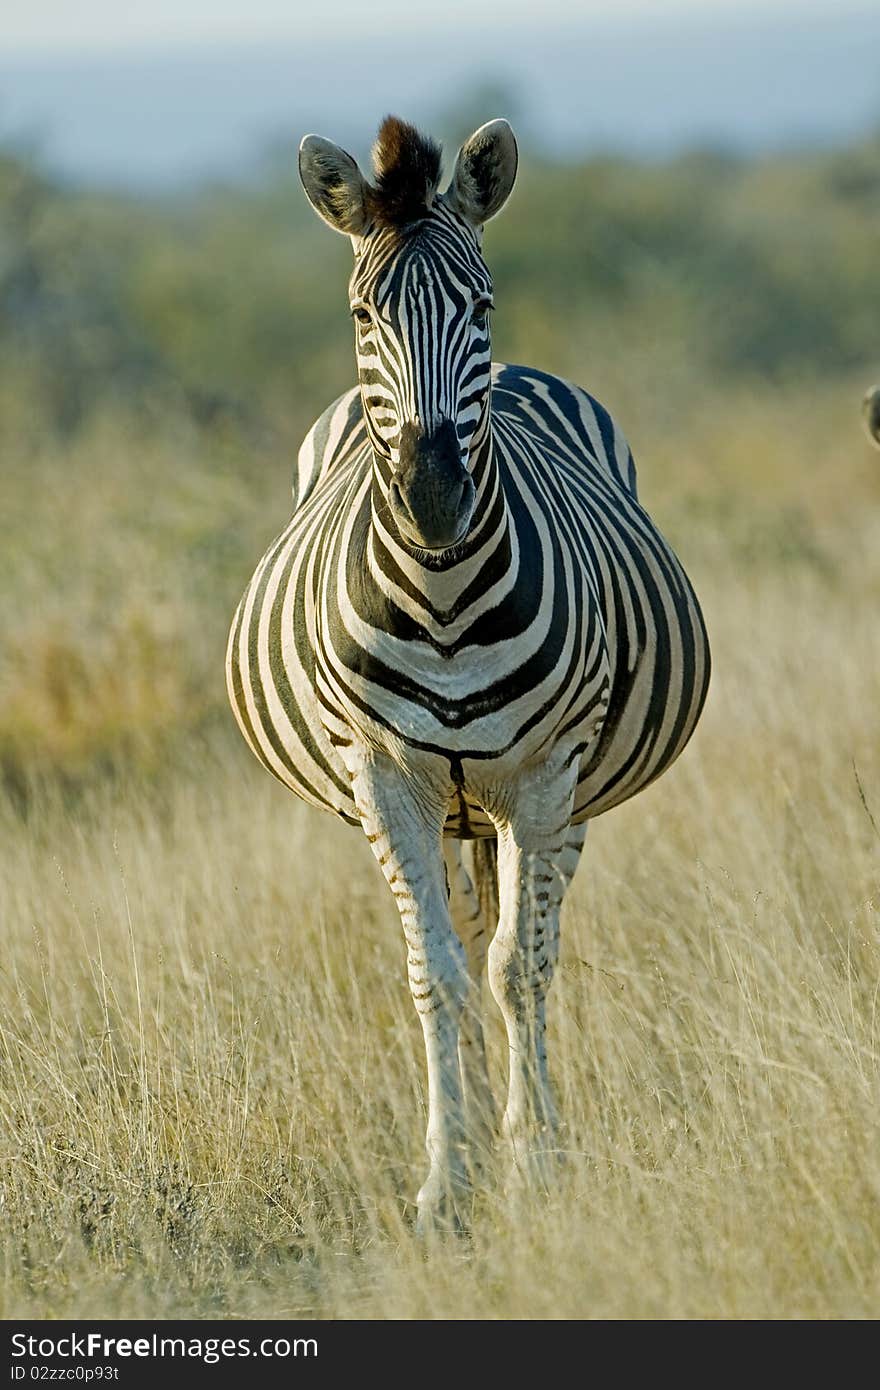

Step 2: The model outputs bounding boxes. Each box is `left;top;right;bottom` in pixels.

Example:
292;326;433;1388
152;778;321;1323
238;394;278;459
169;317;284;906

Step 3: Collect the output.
366;412;515;621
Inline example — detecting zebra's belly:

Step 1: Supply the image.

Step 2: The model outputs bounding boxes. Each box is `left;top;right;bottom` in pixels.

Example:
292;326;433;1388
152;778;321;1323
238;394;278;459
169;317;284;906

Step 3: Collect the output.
228;575;705;837
228;576;600;834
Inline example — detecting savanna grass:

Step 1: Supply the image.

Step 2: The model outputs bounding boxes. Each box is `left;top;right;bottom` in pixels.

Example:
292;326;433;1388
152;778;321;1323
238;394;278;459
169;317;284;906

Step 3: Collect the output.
1;373;878;1317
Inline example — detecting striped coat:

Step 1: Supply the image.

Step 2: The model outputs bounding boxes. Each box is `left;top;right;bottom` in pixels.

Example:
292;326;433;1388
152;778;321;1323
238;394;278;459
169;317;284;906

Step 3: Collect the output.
227;363;709;837
226;115;710;1230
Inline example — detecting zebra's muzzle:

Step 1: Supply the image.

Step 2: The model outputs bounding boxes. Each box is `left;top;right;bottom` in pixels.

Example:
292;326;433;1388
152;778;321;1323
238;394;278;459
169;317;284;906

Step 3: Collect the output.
389;419;476;550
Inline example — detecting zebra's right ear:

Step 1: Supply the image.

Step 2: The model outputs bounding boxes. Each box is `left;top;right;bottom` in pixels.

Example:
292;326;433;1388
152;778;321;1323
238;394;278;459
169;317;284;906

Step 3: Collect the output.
298;135;370;238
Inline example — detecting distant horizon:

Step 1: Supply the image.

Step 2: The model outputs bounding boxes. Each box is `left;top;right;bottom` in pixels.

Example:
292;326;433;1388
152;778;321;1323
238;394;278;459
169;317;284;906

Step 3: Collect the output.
2;5;878;191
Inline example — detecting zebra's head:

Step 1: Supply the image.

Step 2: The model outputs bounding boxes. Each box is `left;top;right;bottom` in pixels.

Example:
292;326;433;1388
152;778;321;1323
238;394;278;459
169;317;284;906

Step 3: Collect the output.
863;387;880;448
299;115;518;551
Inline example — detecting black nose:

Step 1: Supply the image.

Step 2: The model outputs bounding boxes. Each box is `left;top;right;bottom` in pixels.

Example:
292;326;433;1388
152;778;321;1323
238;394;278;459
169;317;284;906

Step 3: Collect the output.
390;420;474;548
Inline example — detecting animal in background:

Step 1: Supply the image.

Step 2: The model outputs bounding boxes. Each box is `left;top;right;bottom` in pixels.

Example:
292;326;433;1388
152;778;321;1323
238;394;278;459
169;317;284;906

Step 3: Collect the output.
863;386;880;446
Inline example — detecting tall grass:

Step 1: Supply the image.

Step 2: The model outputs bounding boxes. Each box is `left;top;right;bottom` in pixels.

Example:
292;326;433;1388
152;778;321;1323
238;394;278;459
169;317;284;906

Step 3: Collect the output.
1;371;878;1317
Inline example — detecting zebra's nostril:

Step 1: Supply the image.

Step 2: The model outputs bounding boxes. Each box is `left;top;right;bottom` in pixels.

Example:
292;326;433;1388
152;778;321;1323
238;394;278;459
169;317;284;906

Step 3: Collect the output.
389;479;410;518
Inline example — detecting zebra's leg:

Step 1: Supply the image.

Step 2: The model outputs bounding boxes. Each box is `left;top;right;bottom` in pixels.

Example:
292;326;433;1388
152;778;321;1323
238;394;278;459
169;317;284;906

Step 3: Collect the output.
347;751;470;1232
487;776;586;1186
443;839;497;1159
542;822;587;991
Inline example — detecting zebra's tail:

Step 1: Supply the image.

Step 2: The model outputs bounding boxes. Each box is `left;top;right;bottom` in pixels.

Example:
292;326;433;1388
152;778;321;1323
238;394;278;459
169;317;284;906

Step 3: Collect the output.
467;837;499;930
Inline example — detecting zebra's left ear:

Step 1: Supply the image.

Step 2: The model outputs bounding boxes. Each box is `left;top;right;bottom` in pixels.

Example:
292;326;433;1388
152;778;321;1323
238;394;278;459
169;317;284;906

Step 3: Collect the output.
444;119;518;229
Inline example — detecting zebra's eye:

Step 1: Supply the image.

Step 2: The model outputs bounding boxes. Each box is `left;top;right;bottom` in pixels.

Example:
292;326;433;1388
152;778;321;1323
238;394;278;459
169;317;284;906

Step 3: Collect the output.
472;299;493;327
352;306;372;328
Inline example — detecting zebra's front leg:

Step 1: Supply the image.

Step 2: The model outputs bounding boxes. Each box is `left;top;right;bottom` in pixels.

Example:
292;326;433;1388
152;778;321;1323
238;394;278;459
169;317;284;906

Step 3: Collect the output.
348;752;470;1232
488;781;586;1187
443;839;497;1162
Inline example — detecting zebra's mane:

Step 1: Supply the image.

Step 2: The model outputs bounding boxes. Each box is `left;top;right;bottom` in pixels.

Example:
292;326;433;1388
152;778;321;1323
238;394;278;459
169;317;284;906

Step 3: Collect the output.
366;116;443;230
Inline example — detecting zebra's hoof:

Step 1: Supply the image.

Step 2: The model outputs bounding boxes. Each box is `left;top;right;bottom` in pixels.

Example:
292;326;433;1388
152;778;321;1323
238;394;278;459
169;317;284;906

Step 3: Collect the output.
502;1126;563;1195
415;1171;471;1238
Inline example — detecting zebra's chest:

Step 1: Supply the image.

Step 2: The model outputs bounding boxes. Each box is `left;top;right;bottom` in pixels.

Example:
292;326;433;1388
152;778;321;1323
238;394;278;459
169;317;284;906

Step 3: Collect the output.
312;584;610;771
295;467;611;773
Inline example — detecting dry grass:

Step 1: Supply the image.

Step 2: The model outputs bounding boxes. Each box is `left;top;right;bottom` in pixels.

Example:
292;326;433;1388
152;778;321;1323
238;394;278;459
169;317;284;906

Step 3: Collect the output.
1;376;879;1318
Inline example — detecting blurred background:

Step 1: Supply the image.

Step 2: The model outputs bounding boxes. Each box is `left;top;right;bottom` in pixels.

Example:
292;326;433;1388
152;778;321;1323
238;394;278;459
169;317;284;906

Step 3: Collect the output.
1;0;878;791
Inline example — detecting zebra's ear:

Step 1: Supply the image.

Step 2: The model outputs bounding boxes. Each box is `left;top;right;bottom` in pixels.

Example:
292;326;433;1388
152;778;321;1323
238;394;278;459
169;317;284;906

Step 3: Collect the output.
445;119;518;228
864;387;880;447
298;135;370;238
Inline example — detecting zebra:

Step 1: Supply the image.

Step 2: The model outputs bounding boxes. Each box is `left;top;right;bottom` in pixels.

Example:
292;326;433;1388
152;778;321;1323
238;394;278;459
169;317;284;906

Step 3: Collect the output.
226;115;711;1230
864;386;880;446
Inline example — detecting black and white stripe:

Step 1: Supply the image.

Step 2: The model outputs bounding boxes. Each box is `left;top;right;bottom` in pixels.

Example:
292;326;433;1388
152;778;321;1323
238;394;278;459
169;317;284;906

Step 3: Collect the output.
226;116;710;1227
228;355;709;834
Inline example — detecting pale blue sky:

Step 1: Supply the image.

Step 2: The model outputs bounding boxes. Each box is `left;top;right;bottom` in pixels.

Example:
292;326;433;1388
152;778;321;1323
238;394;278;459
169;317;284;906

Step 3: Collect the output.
1;2;876;187
1;0;841;53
